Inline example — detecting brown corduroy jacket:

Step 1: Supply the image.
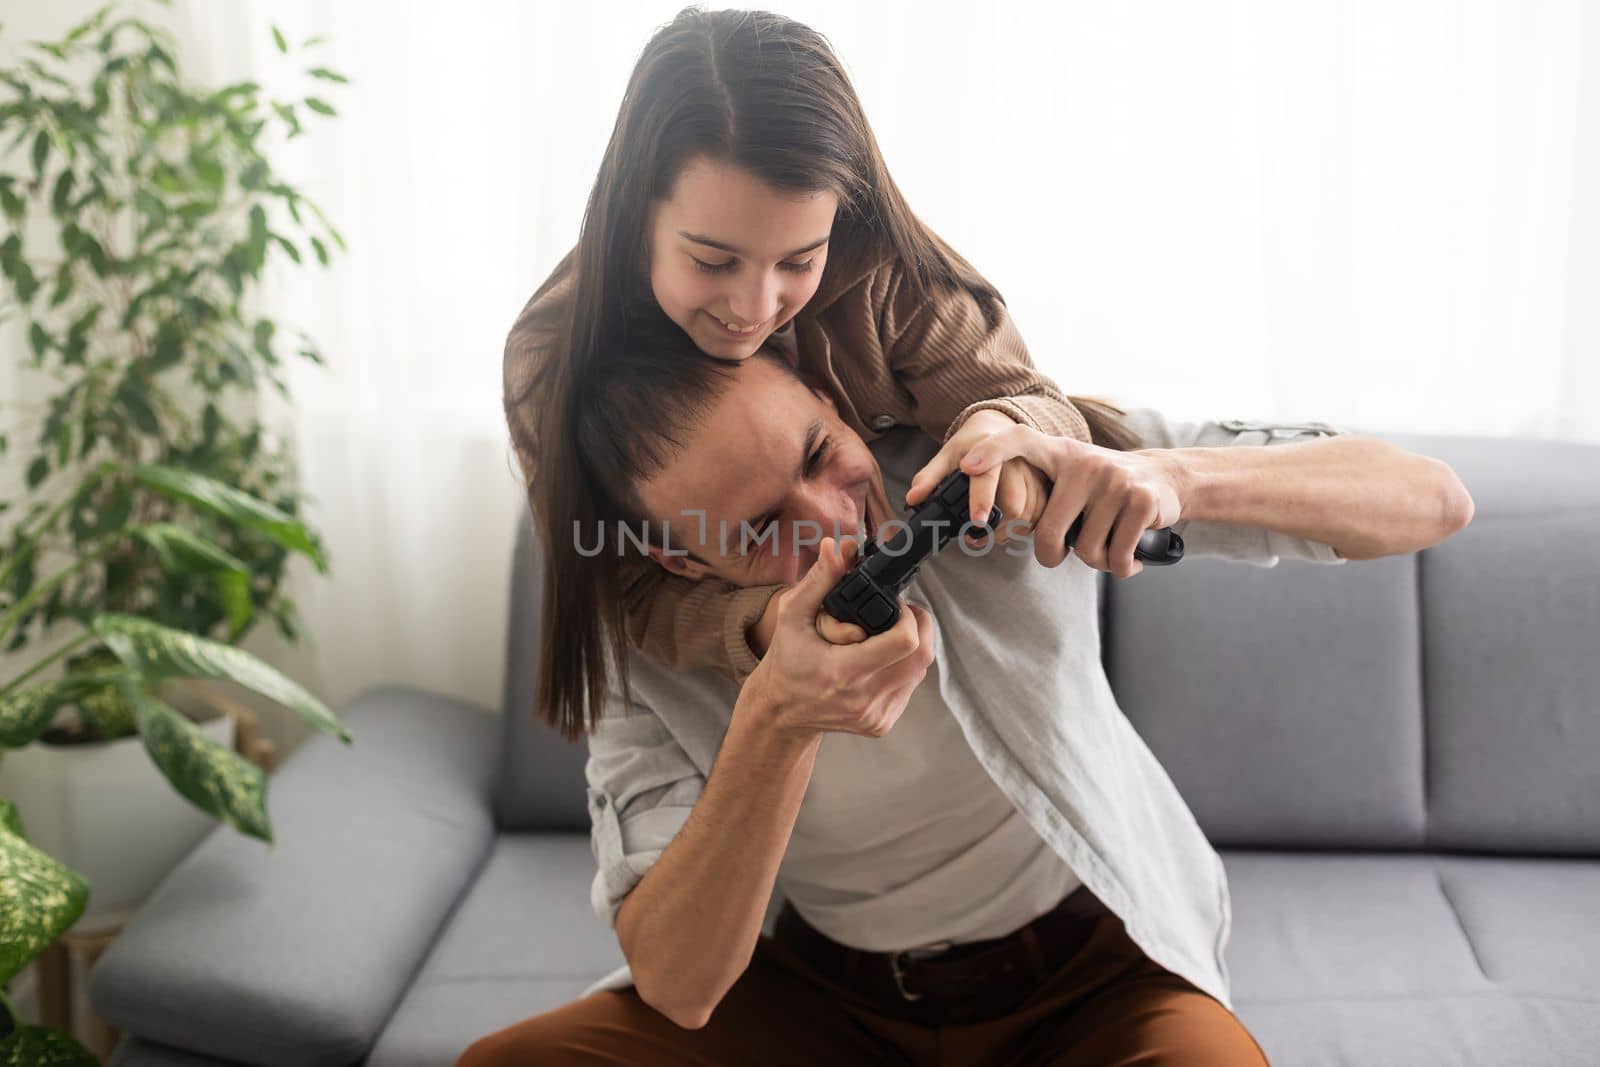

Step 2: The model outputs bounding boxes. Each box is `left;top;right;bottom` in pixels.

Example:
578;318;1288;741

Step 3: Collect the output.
502;241;1092;683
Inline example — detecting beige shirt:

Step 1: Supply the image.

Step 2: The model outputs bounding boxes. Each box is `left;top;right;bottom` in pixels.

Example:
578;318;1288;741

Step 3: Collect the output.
779;651;1082;951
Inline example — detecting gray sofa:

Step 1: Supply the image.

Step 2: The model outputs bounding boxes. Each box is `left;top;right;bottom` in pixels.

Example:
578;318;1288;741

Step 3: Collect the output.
91;429;1600;1066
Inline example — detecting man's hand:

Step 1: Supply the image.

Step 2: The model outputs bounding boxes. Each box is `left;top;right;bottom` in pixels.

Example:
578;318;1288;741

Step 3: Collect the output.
958;422;1185;578
742;537;936;741
810;538;871;645
747;548;869;655
906;410;1049;546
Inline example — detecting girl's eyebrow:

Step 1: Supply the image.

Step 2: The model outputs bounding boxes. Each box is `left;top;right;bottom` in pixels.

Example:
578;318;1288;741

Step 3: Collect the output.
679;231;830;259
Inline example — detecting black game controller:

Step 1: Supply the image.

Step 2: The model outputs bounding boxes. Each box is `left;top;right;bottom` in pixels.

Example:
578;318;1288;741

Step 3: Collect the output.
822;470;1000;636
823;470;1185;636
1067;509;1185;569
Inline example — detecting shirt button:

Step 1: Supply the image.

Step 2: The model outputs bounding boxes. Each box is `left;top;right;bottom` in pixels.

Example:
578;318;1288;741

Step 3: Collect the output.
870;414;897;431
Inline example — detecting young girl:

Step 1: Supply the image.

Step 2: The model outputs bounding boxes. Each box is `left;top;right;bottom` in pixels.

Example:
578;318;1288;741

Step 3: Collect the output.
503;6;1140;742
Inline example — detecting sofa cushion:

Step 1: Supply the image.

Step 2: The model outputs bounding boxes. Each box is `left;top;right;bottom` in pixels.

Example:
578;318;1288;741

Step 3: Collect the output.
1111;431;1600;854
108;1039;243;1066
1418;437;1600;852
366;833;625;1067
91;687;500;1067
1108;547;1427;848
1224;850;1600;1066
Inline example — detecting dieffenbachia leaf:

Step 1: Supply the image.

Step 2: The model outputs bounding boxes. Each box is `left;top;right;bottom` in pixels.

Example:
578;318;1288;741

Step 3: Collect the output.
0;679;75;748
91;614;349;743
0;670;127;748
0;1024;99;1066
0;798;89;988
117;681;272;843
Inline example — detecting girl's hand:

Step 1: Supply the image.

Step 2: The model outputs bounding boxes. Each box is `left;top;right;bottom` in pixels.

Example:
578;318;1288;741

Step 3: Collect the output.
905;410;1049;546
959;422;1185;578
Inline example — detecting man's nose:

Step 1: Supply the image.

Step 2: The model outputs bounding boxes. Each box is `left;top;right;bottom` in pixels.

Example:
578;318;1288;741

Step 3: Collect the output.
789;496;858;553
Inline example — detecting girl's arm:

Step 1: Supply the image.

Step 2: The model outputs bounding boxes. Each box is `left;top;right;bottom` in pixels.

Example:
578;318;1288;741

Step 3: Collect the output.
618;556;780;681
871;256;1092;446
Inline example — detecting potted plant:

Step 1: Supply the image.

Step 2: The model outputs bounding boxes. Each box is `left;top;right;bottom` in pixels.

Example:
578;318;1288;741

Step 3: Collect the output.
0;6;352;1059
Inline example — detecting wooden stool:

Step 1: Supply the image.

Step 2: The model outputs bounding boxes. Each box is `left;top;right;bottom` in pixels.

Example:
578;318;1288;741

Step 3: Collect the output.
60;924;124;1061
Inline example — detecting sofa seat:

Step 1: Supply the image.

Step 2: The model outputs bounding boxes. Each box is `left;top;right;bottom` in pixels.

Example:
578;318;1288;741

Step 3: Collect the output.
391;847;1600;1067
366;834;625;1067
1224;850;1600;1066
112;845;1600;1066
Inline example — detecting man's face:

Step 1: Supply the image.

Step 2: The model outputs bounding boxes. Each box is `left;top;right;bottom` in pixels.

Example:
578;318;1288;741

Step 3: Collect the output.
647;156;838;362
637;357;892;587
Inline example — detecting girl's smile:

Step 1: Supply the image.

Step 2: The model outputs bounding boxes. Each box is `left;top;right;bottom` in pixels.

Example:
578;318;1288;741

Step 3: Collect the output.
648;156;838;361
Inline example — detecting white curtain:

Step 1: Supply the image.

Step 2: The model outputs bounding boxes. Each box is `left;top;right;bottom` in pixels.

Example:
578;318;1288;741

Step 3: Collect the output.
7;0;1598;755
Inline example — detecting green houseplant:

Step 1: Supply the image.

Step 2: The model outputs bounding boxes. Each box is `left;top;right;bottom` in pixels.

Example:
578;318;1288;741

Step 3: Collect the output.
0;5;353;1058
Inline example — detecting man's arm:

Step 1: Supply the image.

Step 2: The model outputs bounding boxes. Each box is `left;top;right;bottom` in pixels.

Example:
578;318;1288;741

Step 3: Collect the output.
615;695;820;1029
600;540;934;1028
1148;433;1474;561
584;688;818;1031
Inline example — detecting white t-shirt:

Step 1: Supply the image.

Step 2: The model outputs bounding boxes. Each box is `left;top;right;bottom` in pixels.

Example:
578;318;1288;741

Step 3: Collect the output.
776;628;1083;953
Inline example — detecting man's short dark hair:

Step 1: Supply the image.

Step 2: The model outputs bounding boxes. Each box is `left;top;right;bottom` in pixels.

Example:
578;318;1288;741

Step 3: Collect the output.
574;303;807;526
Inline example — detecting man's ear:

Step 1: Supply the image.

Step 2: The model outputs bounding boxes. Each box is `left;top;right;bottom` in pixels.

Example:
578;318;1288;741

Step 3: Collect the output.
645;542;715;581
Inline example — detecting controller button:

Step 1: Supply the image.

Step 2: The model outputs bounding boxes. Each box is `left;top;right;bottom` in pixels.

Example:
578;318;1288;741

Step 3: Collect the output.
838;573;868;601
859;594;896;631
938;480;967;508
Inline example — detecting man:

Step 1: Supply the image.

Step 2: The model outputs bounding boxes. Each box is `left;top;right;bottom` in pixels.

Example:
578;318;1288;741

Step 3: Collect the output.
458;348;1471;1066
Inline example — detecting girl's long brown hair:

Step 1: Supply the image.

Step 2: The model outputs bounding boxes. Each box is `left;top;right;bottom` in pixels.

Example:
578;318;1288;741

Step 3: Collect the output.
510;6;1136;741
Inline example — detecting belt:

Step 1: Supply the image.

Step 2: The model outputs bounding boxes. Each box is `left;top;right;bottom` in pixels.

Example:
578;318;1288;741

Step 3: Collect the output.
770;885;1109;1025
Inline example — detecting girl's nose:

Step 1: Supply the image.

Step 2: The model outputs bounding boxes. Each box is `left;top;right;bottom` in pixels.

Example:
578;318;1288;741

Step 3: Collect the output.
726;273;779;326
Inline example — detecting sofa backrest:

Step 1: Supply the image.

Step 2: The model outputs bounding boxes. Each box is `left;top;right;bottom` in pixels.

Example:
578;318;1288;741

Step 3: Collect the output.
1108;431;1600;853
497;431;1600;854
495;511;590;832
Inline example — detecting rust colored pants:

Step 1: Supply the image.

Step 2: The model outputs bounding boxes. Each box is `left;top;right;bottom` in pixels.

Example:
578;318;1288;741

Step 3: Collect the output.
454;894;1271;1067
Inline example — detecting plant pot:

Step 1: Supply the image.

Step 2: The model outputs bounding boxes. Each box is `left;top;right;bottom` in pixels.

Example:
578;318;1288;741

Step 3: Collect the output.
0;680;238;934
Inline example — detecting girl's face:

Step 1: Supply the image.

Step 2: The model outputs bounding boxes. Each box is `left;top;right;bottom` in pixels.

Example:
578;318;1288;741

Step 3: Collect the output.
648;156;839;360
